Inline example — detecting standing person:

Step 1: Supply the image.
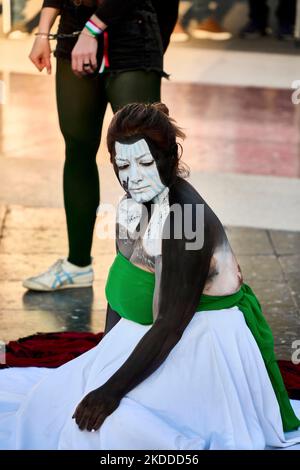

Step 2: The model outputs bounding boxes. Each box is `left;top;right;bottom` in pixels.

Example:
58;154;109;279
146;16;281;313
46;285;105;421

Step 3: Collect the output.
23;0;178;292
240;0;296;39
8;0;29;38
172;0;232;42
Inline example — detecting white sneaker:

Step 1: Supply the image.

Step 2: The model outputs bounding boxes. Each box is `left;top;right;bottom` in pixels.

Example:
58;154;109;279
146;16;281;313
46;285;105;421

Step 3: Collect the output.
22;258;94;291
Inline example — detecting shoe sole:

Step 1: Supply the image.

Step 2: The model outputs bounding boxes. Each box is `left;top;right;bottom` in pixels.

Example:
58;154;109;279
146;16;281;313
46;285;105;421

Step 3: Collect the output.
191;30;232;40
22;281;93;292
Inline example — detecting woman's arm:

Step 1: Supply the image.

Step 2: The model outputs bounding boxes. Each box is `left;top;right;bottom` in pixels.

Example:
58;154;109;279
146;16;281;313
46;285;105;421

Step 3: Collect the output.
102;183;215;398
103;232;212;398
74;187;216;431
28;7;60;74
72;0;139;76
38;6;61;32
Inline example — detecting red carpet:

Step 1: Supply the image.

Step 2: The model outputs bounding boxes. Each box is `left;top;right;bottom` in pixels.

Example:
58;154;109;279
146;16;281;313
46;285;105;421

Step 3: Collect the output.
1;331;299;399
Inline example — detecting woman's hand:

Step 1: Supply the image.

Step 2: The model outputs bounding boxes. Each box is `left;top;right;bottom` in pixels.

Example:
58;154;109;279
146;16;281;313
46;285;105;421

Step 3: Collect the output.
28;37;52;74
73;386;121;431
71;32;98;77
29;6;60;74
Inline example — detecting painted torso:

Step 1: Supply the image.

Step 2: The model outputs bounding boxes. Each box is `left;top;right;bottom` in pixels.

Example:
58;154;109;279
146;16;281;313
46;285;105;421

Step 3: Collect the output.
114;138;243;297
116;188;243;297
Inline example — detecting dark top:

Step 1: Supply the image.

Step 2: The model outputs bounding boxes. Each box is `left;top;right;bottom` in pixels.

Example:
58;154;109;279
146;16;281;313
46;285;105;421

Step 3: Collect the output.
42;0;179;75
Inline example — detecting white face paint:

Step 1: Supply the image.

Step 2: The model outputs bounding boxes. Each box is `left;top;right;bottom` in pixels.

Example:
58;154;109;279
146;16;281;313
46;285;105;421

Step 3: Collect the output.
114;139;166;203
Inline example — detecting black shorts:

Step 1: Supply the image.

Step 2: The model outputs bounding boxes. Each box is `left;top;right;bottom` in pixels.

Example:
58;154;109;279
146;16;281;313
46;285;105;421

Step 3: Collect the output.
54;1;165;76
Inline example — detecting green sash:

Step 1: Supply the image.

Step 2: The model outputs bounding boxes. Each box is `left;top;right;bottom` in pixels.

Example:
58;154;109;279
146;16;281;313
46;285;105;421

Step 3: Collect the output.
105;251;300;432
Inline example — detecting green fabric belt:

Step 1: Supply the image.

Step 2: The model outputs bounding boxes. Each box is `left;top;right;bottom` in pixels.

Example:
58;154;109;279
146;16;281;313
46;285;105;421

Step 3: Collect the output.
105;251;300;432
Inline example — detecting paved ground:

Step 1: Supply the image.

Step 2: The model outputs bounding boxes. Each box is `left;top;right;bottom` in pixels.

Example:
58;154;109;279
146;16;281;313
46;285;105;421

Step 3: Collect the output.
0;204;299;360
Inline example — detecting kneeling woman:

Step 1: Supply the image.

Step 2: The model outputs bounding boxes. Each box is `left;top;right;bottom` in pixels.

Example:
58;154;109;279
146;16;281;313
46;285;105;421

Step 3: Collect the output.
0;103;300;450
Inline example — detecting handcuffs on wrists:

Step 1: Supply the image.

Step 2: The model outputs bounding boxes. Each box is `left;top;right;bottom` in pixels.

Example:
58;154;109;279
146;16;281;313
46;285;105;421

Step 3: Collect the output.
34;31;82;40
34;32;96;68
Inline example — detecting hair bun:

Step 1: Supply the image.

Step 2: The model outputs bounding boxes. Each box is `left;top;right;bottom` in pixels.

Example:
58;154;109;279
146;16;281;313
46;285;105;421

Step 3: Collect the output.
152;102;169;116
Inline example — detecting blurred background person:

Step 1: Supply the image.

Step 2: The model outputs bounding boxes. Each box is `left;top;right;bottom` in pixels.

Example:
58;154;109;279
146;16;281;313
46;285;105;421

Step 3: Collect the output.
1;0;55;39
8;0;29;38
22;0;179;293
172;0;232;42
240;0;296;39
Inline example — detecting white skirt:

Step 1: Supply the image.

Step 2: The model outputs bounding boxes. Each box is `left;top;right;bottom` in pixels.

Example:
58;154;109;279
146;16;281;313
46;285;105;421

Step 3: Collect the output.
0;306;300;450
